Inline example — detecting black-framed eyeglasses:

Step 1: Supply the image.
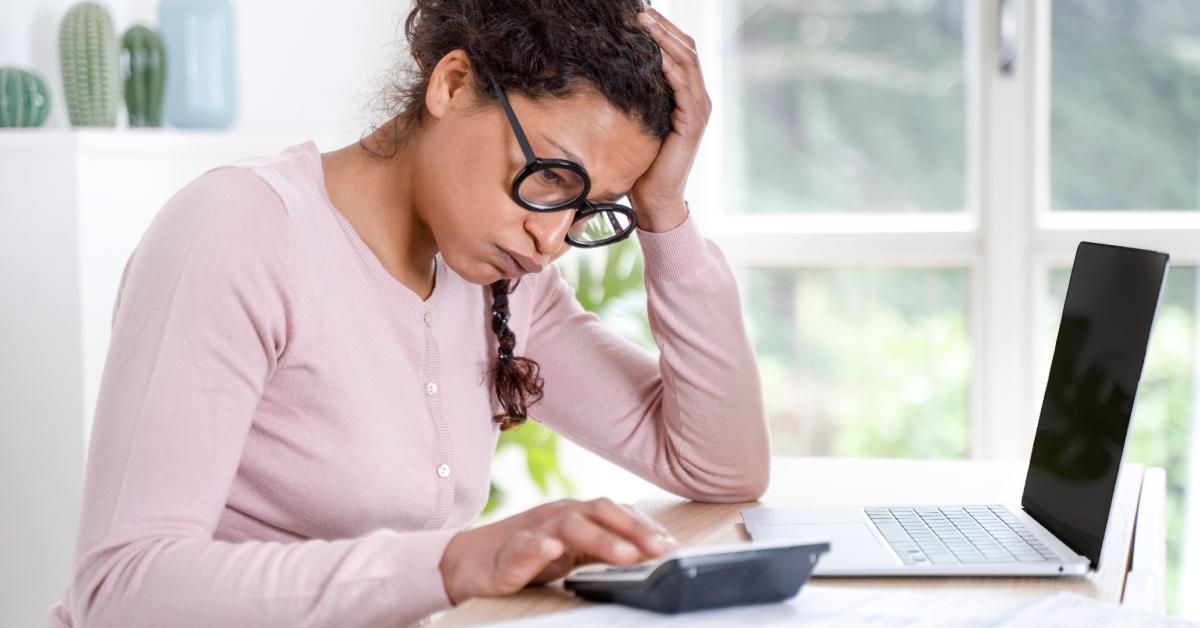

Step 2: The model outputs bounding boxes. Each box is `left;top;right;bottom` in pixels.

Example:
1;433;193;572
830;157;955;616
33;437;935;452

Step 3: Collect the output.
489;75;638;248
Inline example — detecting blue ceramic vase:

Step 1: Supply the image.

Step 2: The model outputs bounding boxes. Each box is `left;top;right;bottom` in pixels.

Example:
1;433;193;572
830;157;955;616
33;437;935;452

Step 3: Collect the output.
159;0;237;129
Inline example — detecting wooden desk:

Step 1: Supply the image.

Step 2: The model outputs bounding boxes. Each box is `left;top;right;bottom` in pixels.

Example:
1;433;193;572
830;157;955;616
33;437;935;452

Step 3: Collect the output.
434;457;1166;626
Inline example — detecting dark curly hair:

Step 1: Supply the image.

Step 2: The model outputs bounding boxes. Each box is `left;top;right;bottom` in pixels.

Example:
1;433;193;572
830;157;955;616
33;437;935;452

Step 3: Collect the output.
366;0;674;431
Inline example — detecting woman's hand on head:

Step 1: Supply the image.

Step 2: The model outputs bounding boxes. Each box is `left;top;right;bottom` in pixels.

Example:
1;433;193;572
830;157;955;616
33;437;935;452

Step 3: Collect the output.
438;497;678;604
629;6;712;232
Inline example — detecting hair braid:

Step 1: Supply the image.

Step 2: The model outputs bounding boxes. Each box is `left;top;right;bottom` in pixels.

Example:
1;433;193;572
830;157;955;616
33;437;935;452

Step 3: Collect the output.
489;279;544;430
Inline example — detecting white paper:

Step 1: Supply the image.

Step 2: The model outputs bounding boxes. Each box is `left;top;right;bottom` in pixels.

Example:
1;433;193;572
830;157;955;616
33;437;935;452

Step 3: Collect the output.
483;587;1197;627
996;592;1197;628
484;585;1034;627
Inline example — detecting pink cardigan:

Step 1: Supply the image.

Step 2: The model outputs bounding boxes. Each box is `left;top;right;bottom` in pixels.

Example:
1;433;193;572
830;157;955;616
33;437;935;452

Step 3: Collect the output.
46;141;769;628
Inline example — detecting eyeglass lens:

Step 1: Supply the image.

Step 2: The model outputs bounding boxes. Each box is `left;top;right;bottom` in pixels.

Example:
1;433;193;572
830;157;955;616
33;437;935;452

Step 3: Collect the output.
517;166;587;208
568;209;633;245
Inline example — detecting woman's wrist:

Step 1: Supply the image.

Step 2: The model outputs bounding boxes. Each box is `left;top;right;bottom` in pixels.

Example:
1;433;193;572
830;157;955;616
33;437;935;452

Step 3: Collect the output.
439;531;468;606
632;197;689;233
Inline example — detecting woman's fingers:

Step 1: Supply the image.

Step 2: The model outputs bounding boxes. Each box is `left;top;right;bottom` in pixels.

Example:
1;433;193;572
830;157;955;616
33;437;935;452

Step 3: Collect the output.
492;530;564;592
584;498;678;556
643;7;696;55
637;9;711;120
529;546;581;584
619;502;675;539
641;8;705;83
660;53;708;141
638;12;697;70
543;510;647;564
458;499;683;604
660;52;693;106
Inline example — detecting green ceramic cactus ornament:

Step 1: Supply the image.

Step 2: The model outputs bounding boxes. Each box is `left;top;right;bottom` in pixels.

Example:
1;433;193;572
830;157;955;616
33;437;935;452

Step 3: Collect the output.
0;67;51;127
59;1;120;127
122;25;166;127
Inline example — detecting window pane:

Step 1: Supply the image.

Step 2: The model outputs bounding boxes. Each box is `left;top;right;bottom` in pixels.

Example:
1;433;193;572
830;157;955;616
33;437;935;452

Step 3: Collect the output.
1041;267;1196;612
1050;1;1200;210
726;0;969;213
746;268;971;458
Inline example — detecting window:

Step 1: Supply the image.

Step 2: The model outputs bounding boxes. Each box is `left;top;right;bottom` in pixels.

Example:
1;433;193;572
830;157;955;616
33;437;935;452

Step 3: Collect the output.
1047;1;1200;211
727;0;969;214
748;268;970;458
663;0;1200;616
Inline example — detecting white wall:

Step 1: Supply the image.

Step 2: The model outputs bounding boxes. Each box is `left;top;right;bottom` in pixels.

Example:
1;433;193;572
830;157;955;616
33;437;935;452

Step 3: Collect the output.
0;0;411;145
1;2;416;625
0;134;87;628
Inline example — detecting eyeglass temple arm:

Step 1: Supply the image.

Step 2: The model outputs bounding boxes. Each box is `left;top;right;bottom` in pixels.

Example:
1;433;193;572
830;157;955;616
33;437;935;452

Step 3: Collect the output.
489;76;538;167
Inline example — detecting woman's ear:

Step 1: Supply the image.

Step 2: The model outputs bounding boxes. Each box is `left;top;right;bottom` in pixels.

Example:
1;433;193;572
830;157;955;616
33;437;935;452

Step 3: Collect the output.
425;49;475;120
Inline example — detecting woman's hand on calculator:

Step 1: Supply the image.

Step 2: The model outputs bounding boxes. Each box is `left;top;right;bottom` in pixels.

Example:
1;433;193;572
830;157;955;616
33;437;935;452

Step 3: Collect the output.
438;498;679;605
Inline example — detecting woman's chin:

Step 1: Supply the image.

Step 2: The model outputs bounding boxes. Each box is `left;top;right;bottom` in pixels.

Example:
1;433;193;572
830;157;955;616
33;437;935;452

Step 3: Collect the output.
443;255;509;285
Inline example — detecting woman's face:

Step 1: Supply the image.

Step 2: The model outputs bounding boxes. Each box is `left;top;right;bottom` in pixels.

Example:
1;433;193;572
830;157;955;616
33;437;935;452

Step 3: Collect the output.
415;55;662;285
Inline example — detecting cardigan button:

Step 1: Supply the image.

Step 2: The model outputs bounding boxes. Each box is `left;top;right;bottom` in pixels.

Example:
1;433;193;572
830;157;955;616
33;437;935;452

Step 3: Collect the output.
437;464;451;478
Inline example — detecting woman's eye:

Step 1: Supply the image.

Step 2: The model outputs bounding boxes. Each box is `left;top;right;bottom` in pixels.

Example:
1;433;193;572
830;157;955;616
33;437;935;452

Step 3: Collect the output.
540;170;563;185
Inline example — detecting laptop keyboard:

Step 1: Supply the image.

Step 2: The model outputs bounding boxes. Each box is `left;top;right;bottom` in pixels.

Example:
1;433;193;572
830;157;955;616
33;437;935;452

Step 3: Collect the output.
865;505;1060;565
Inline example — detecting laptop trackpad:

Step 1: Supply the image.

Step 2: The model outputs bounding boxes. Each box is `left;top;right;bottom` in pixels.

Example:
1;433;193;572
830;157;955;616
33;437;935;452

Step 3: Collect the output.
755;523;897;570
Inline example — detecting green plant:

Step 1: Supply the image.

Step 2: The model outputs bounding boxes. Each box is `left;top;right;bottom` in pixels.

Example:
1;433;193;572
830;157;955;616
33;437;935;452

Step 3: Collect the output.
482;236;650;516
121;25;165;127
0;67;51;128
483;420;575;514
59;1;120;127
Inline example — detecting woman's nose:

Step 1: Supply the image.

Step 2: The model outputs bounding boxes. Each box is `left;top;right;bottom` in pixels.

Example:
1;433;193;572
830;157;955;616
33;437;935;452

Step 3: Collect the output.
524;209;574;259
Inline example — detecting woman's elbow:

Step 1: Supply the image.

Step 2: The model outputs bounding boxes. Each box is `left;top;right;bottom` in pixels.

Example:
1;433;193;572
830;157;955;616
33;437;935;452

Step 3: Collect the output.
729;424;771;501
743;460;770;501
725;459;770;502
681;460;769;503
69;570;120;628
66;544;151;628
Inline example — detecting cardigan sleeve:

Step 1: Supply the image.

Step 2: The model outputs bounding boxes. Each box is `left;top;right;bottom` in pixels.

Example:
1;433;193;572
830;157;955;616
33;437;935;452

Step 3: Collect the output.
523;214;771;502
60;168;457;628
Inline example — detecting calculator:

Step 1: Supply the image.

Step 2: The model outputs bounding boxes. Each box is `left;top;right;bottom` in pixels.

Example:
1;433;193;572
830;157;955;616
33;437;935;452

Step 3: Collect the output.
562;539;829;614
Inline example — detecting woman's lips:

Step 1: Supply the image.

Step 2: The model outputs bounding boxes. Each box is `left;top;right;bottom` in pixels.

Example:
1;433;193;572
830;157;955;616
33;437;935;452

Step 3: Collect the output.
498;247;543;275
495;247;525;278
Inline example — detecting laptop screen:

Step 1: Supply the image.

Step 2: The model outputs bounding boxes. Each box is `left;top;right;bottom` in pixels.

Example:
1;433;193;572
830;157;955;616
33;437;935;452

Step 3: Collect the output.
1021;242;1168;568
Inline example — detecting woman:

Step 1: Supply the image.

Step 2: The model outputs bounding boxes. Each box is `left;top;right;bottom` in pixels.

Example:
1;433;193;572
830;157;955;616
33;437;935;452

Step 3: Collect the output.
47;1;768;626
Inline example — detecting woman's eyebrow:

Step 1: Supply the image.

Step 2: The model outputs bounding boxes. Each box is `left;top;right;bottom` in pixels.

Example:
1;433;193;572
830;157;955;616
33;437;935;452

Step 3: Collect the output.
547;136;587;169
545;136;630;202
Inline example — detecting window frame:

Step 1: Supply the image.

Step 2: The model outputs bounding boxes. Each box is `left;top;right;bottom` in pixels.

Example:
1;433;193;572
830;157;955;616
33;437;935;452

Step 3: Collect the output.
666;0;1200;612
669;0;1200;454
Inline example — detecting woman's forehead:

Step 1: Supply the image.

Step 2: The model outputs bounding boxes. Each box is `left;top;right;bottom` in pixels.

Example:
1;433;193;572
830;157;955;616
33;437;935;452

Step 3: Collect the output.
515;90;660;189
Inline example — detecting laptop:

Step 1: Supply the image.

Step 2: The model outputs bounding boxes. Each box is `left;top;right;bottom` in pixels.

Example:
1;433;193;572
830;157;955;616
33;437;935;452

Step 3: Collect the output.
741;241;1169;576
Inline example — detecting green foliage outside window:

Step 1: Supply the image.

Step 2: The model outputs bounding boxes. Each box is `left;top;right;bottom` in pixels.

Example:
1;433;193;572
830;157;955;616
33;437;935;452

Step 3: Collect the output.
747;269;971;459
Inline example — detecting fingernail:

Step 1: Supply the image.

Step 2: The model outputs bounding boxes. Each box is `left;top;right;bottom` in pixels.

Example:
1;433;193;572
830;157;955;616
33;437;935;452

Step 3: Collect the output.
649;535;675;553
540;538;558;554
615;541;638;559
637;12;656;25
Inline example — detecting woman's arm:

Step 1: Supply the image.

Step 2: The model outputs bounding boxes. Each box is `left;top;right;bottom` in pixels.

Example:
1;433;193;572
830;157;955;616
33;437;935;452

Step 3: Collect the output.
521;7;769;503
64;168;455;628
524;213;771;503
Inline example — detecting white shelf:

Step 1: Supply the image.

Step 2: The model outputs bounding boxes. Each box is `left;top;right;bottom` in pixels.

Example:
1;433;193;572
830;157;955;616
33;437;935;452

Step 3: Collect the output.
1;127;326;149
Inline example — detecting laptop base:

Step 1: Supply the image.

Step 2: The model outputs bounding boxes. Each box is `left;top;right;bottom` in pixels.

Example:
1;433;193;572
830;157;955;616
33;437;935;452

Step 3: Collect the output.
741;505;1090;577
